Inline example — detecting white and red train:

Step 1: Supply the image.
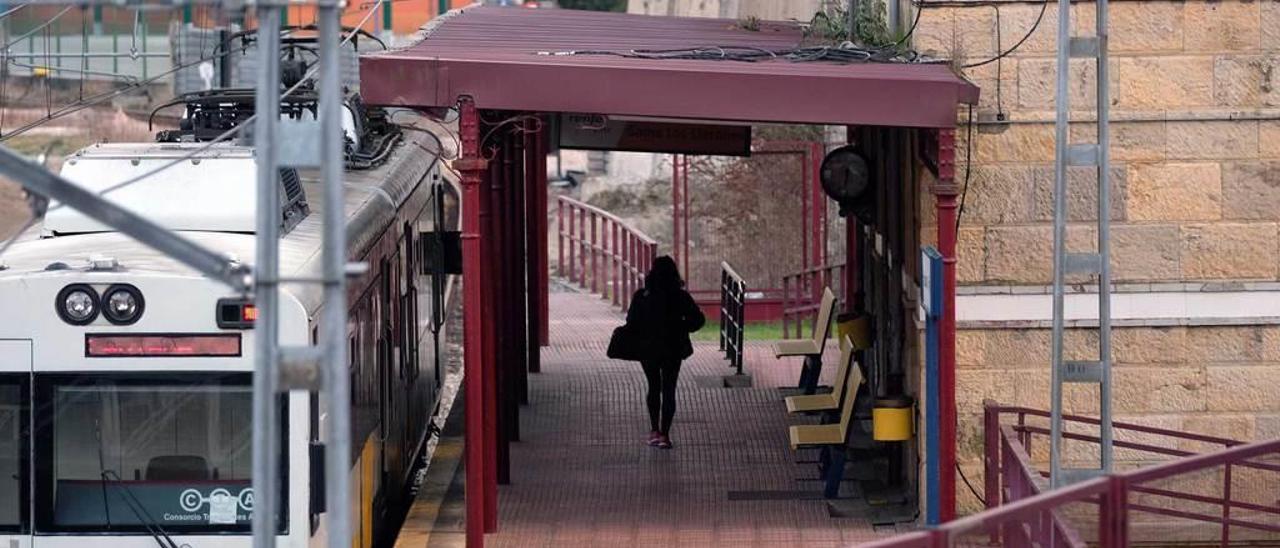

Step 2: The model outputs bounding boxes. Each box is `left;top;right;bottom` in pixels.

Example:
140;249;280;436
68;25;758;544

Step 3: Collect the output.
0;98;459;548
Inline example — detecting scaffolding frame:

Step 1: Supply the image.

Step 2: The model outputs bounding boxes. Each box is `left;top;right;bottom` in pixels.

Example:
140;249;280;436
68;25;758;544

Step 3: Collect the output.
1049;0;1113;487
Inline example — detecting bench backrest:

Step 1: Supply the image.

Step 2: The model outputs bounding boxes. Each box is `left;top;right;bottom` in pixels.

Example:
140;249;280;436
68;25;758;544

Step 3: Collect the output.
829;335;855;404
837;352;864;438
810;287;837;345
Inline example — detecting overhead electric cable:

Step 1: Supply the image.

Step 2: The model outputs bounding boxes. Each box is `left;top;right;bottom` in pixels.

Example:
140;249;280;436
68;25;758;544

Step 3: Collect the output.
960;0;1047;69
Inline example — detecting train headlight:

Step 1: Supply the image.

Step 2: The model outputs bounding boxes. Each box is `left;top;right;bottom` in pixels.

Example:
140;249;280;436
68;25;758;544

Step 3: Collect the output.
102;284;144;325
56;284;99;325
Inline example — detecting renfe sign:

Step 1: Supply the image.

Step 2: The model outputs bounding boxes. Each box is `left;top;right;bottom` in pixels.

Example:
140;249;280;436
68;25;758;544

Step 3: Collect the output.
557;113;751;156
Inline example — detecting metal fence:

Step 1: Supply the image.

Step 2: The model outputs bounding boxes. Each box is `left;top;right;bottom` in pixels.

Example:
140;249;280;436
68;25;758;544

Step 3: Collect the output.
864;402;1280;548
780;261;844;339
718;261;746;375
556;195;656;311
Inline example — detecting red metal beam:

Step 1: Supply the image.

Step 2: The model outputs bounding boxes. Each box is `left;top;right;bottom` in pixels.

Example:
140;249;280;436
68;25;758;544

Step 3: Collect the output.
932;128;959;523
361;54;977;129
456;98;488;548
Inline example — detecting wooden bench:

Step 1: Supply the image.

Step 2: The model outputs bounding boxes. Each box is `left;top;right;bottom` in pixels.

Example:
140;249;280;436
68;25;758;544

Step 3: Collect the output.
788;351;864;498
784;335;855;414
773;286;837;394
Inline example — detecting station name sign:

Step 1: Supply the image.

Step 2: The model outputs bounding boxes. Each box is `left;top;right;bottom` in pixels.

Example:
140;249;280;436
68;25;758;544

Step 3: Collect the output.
557;113;751;157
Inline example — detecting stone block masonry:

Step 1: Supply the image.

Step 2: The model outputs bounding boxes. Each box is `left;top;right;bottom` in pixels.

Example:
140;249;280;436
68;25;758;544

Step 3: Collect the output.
916;0;1280;511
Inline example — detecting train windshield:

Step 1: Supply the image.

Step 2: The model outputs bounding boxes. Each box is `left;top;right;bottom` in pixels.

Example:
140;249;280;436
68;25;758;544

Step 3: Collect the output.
34;375;275;533
1;379;22;531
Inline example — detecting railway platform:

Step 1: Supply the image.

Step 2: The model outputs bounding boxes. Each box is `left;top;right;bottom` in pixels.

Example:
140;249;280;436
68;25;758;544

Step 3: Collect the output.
399;289;913;547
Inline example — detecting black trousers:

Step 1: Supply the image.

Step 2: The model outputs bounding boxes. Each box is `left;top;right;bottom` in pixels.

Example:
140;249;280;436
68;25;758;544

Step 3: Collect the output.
640;359;682;435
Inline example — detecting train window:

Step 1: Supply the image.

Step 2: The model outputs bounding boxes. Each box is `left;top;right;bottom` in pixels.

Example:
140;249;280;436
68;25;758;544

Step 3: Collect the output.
0;376;26;532
33;374;287;534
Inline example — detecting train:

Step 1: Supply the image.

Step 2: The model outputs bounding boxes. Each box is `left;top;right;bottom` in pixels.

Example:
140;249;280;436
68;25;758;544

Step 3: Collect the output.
0;82;461;547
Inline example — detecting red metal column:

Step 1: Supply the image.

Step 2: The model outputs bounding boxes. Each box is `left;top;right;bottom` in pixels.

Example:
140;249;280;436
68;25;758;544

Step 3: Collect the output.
536;129;550;347
811;142;826;269
578;206;587;289
455;98;489;547
844;130;859;313
933;128;959;523
801;149;809;276
983;401;1001;543
614;220;624;306
480;113;501;531
510;127;529;408
590;211;599;293
681;156;689;275
525;121;543;372
672;154;682;266
557;198;564;278
492;126;512;486
567;202;576;283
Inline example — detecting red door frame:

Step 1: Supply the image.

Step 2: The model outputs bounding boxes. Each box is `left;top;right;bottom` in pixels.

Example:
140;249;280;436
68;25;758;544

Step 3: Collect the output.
673;141;826;312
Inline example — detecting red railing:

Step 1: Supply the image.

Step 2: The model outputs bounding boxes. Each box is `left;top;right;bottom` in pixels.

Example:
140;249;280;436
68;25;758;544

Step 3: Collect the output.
780;262;845;339
865;402;1280;548
557;195;657;310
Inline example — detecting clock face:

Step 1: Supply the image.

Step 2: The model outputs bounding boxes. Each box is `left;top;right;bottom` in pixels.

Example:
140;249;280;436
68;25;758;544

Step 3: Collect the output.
820;146;870;202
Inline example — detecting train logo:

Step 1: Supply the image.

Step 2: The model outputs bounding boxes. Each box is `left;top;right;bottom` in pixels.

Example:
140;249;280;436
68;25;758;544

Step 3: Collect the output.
179;487;255;512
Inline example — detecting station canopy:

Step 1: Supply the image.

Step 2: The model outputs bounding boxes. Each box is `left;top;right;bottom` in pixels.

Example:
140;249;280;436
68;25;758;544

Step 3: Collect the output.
360;6;980;129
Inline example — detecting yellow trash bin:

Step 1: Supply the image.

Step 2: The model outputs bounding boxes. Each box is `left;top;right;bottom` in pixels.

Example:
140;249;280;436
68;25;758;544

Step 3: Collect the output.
873;396;914;441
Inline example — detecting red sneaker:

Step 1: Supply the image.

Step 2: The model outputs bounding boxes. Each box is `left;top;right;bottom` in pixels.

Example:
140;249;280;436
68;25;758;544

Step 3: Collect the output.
647;430;662;446
657;435;673;449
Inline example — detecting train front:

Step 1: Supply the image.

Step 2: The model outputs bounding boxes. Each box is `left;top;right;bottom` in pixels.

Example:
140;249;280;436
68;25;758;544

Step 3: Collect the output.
0;143;313;548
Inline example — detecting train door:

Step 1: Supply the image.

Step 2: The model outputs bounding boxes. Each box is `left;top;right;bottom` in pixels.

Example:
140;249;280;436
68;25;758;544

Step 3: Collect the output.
0;340;31;548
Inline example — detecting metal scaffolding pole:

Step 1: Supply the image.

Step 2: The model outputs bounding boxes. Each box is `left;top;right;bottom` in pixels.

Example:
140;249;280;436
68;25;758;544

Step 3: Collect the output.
250;4;282;548
1050;0;1112;488
318;3;353;548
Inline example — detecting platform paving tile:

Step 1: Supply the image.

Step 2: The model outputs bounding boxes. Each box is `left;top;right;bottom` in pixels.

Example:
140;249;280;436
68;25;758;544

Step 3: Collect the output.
487;292;890;547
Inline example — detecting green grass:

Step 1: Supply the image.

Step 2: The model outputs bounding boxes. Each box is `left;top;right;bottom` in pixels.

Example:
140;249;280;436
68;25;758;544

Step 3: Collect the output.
690;320;809;342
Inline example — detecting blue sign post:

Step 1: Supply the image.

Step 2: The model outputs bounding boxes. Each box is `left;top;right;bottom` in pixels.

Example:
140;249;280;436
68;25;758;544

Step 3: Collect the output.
921;246;944;525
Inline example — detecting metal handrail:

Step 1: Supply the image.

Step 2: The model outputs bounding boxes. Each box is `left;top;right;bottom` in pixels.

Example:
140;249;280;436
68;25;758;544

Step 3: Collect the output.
865;403;1280;547
719;261;746;376
780;261;845;339
556;195;657;310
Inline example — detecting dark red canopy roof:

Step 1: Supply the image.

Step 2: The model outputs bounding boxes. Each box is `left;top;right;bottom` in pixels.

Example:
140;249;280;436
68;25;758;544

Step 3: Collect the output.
360;6;979;129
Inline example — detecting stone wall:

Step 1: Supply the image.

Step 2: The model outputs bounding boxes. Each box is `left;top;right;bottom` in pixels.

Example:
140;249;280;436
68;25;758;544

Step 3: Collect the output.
914;0;1280;511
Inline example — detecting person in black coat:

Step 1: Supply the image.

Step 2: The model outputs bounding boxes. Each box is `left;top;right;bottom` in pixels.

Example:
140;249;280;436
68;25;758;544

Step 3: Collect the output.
626;255;705;449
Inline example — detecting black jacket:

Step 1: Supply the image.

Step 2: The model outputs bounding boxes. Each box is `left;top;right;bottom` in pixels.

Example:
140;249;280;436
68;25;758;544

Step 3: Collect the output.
625;286;706;362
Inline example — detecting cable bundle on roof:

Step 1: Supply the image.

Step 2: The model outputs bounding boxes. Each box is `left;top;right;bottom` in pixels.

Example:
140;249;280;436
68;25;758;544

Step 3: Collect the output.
535;43;938;65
